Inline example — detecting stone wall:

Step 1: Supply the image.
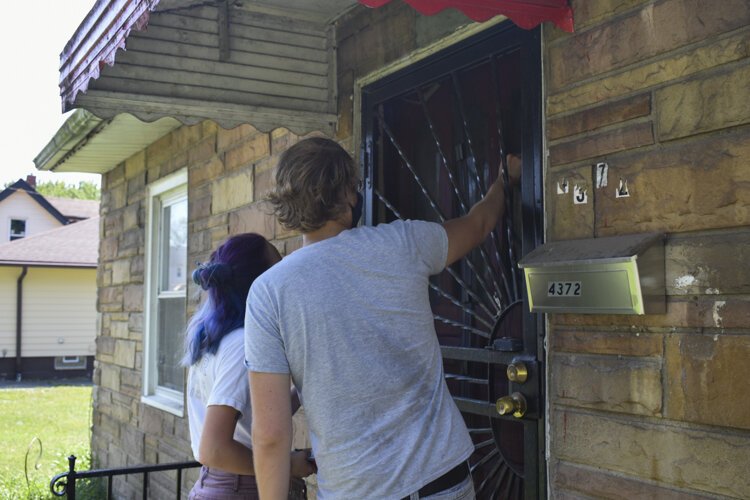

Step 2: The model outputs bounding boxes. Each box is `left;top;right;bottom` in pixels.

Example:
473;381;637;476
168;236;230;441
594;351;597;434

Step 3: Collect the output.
544;0;750;497
94;121;305;498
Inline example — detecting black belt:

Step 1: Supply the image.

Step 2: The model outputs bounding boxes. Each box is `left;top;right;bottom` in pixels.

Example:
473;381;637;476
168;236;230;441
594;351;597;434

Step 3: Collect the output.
400;461;470;499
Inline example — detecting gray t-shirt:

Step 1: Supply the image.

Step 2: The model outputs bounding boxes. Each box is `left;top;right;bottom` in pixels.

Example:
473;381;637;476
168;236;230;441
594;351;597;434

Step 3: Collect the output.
244;220;474;500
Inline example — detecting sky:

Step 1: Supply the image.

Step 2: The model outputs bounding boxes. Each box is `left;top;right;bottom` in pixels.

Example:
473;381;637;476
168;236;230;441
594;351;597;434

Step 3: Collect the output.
0;1;101;187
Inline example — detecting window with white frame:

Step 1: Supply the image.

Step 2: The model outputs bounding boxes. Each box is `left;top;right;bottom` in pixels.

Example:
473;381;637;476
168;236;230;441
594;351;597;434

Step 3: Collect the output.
10;219;26;240
143;170;188;415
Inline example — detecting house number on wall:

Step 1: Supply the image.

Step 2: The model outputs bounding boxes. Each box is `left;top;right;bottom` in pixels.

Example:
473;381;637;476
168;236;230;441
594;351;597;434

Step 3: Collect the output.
547;281;582;297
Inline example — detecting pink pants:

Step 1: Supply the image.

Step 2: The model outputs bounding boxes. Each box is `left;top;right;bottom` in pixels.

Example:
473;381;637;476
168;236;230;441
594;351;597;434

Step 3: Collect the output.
188;466;259;500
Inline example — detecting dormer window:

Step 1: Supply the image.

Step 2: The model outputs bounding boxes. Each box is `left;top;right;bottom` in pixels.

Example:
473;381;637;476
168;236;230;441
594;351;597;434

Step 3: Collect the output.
9;219;26;241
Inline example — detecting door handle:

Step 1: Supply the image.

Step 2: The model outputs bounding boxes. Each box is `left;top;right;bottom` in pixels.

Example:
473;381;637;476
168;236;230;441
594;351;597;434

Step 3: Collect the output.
507;362;528;383
496;392;527;418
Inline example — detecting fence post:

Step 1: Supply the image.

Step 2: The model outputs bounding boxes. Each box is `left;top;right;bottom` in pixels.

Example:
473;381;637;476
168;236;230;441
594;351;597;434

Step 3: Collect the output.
67;455;77;500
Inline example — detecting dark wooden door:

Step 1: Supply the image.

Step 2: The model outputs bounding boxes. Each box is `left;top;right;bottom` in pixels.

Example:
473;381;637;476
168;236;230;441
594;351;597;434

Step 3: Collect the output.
361;23;545;500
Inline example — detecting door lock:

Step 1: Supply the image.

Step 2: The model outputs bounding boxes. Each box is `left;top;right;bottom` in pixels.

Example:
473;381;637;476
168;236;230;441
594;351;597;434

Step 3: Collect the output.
496;392;527;418
507;362;528;383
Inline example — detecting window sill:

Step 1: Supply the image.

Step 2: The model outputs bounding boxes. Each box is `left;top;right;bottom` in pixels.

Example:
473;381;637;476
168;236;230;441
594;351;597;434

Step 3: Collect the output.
142;393;184;417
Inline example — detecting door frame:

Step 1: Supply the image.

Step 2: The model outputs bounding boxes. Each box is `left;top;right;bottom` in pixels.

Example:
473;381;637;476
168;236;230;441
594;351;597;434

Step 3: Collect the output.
359;21;546;499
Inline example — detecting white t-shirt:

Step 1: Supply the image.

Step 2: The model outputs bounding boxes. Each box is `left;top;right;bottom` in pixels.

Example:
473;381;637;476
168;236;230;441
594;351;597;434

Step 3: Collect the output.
245;220;473;500
187;328;252;461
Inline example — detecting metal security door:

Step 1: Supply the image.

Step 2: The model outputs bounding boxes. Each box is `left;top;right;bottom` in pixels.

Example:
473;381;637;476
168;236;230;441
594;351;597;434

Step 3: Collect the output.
361;24;544;499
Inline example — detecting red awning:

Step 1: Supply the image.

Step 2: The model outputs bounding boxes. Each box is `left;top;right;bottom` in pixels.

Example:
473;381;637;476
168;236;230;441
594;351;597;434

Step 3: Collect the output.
358;0;574;32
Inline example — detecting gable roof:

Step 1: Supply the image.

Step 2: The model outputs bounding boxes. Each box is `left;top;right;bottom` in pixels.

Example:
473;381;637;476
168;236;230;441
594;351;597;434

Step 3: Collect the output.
0;179;70;225
46;197;100;220
0;217;99;267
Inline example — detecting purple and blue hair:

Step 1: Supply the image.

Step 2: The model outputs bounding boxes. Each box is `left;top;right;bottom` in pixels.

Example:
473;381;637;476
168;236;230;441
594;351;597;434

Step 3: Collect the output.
184;233;276;365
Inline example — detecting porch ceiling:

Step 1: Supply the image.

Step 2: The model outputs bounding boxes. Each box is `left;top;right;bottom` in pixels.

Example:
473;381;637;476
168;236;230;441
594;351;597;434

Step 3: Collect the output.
60;0;359;136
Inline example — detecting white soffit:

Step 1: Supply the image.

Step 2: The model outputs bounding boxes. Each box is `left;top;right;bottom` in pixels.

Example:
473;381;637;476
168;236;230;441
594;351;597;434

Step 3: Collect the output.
34;109;180;174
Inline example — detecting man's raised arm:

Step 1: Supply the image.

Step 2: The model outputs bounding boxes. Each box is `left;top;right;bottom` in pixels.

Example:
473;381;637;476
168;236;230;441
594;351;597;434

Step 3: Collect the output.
442;155;521;266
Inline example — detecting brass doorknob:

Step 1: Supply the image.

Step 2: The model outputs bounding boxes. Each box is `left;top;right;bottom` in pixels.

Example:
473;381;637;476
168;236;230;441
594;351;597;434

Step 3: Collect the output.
507;362;528;383
495;392;527;418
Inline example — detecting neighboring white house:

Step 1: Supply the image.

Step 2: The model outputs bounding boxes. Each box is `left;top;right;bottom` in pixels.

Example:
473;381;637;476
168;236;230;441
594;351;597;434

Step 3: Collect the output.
0;178;99;380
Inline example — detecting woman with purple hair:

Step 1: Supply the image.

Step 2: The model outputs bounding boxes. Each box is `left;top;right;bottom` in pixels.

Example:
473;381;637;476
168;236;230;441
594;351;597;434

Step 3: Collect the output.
185;233;314;499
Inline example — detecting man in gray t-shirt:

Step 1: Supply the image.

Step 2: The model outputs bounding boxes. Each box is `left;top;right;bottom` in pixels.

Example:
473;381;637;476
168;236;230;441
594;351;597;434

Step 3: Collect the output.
245;138;519;500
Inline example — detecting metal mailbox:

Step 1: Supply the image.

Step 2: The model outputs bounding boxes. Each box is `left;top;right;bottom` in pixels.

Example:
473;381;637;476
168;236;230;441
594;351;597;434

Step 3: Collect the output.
518;232;665;315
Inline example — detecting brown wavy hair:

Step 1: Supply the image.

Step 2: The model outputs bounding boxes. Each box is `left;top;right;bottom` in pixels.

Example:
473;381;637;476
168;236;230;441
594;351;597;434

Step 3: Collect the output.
268;137;359;232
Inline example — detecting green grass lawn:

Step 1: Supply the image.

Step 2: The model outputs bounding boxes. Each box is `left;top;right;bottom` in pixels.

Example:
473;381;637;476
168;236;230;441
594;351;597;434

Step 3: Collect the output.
0;384;94;499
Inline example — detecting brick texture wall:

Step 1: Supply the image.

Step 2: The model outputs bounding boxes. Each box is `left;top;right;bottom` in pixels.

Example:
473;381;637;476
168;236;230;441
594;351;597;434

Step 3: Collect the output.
94;121;308;498
544;0;750;498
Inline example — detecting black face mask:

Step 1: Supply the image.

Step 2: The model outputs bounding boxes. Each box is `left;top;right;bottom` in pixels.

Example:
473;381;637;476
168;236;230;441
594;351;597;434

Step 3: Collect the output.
350;192;363;229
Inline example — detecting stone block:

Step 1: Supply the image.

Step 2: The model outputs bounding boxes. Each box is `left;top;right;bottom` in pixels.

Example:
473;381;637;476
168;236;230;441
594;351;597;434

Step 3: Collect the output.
189;195;212;221
656;63;750;141
551;329;663;357
110;183;127;211
127;173;146;205
548;0;750;90
122;205;140;231
217;123;258;152
97;336;116;356
129;313;144;334
187;135;217;166
545;166;594;240
211;170;254;214
119;368;142;398
552;409;750;498
125;150;146;180
122;426;145;461
228;203;275;239
253;162;276;201
100;236;118;261
112;260;131;285
202;120;219;138
551;353;662;416
98;267;112;288
547;29;750;116
190;156;224;187
98;412;121;441
224;133;270;171
173;124;203;152
564;0;651;31
111;321;130;339
548;93;651;141
553;461;718;500
271;128;299;155
130;255;145;282
123;285;144;312
188;229;211;254
665;333;750;430
103;213;123;238
100;363;120;392
667;229;750;296
99;286;123;308
549;121;653;166
210;225;229;247
593;126;750;235
146;132;174;170
551;296;750;330
108;163;125;188
141;405;163;436
114;340;136;369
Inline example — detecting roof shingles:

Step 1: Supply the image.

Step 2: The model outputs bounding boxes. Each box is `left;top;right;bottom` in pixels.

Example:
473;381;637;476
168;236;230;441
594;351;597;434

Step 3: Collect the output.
0;217;99;267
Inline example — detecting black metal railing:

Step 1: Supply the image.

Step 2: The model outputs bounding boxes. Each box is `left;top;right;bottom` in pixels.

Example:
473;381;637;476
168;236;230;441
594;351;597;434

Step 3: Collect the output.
50;455;200;499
